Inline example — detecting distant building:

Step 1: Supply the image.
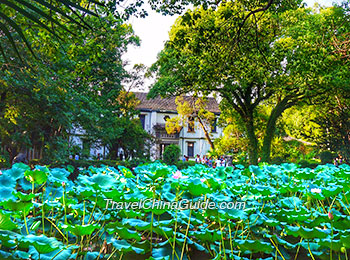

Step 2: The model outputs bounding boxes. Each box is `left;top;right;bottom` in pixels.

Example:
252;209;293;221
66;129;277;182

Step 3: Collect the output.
134;92;222;160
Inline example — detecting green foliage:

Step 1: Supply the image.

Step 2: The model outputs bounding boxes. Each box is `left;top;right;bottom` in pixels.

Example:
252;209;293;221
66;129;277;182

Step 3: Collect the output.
162;144;181;165
176;160;196;169
312;91;350;162
1;162;350;259
319;151;336;164
165;96;216;150
28;158;151;172
149;3;350;164
0;5;151;163
297;159;320;169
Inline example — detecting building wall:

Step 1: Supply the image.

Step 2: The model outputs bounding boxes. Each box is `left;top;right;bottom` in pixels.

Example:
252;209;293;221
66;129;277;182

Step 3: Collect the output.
139;110;222;160
69;108;222;160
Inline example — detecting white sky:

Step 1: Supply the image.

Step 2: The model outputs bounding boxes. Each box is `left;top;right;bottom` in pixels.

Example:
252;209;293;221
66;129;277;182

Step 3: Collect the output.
124;0;343;88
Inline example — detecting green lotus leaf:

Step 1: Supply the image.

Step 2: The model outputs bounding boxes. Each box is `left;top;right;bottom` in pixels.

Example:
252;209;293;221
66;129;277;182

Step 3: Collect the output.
162;191;176;201
63;223;100;236
24;170;48;185
49;168;70;184
248;165;265;179
189;230;222;243
318;238;343;252
67;165;75;173
341;234;350;248
19;235;62;254
12;250;30;259
0;200;32;214
12;163;30;172
0;250;11;258
250;185;276;196
279;197;302;209
0;175;16;189
220;208;248;221
3;168;24;181
0;230;18;248
281;163;298;172
0;187;16;201
286;226;328;239
106;225;141;241
149;167;171;180
0;212;17;231
151;243;183;260
119;165;135;178
188;178;210;196
322;185;342;197
236;239;274;254
111;238;144;254
13;191;36;201
122;219;151;230
85;252;101;260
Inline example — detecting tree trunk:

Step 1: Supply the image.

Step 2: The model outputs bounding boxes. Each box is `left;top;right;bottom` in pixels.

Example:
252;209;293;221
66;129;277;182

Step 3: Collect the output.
109;144;119;160
197;116;215;151
245;117;259;165
261;97;292;162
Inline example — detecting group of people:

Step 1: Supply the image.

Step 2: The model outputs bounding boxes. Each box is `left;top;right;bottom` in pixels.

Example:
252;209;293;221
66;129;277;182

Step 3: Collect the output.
334;155;344;166
193;154;227;168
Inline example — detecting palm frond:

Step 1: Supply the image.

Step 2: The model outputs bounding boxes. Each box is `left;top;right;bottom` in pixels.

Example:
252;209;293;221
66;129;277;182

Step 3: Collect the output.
0;0;103;62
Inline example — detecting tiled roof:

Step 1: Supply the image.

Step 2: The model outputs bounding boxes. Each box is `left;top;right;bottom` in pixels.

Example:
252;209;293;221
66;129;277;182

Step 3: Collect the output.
134;92;221;114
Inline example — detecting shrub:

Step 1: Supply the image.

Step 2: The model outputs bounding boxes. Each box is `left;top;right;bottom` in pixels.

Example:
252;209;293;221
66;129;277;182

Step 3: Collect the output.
270;156;284;165
319;151;335;164
176;160;197;169
297;159;320;169
162;144;181;165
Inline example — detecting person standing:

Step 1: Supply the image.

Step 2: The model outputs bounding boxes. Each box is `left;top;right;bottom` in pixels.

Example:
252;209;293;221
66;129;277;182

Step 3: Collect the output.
215;157;222;167
208;157;213;168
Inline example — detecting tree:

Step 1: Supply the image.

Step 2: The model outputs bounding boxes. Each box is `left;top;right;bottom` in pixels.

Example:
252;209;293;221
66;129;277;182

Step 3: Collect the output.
312;90;350;162
0;6;151;163
0;0;302;63
163;144;181;165
149;3;350;164
165;96;216;150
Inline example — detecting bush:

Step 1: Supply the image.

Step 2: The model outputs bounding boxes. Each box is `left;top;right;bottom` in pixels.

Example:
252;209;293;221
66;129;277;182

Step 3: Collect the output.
0;152;11;169
176;160;197;169
297;159;320;169
162;144;181;165
319;151;335;164
270;156;284;165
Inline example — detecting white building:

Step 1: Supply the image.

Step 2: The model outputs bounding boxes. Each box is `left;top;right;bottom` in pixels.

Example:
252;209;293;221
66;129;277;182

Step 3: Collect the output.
134;92;222;160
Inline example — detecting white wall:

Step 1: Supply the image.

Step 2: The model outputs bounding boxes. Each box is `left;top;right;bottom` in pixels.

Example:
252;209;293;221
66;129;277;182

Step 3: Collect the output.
139;110;222;159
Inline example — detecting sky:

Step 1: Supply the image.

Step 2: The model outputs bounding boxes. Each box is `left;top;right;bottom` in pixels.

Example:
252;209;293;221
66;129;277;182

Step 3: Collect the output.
124;0;344;88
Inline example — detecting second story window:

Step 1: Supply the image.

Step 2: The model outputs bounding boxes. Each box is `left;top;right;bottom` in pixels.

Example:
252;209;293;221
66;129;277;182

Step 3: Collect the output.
211;117;217;133
139;114;146;129
188;117;195;133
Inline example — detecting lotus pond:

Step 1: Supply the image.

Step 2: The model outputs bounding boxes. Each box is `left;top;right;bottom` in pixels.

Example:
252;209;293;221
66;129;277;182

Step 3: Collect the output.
1;162;350;260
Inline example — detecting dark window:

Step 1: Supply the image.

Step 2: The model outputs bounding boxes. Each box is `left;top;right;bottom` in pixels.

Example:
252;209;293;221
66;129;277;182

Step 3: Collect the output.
160;143;169;158
139;114;146;129
164;115;170;122
188;117;195;132
187;142;194;157
211;118;217;133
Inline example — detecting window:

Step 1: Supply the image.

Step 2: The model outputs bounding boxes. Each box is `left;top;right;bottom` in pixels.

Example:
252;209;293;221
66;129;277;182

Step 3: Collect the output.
211;118;217;133
139;114;146;129
160;143;169;157
187;142;194;157
163;115;170;122
187;117;195;132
